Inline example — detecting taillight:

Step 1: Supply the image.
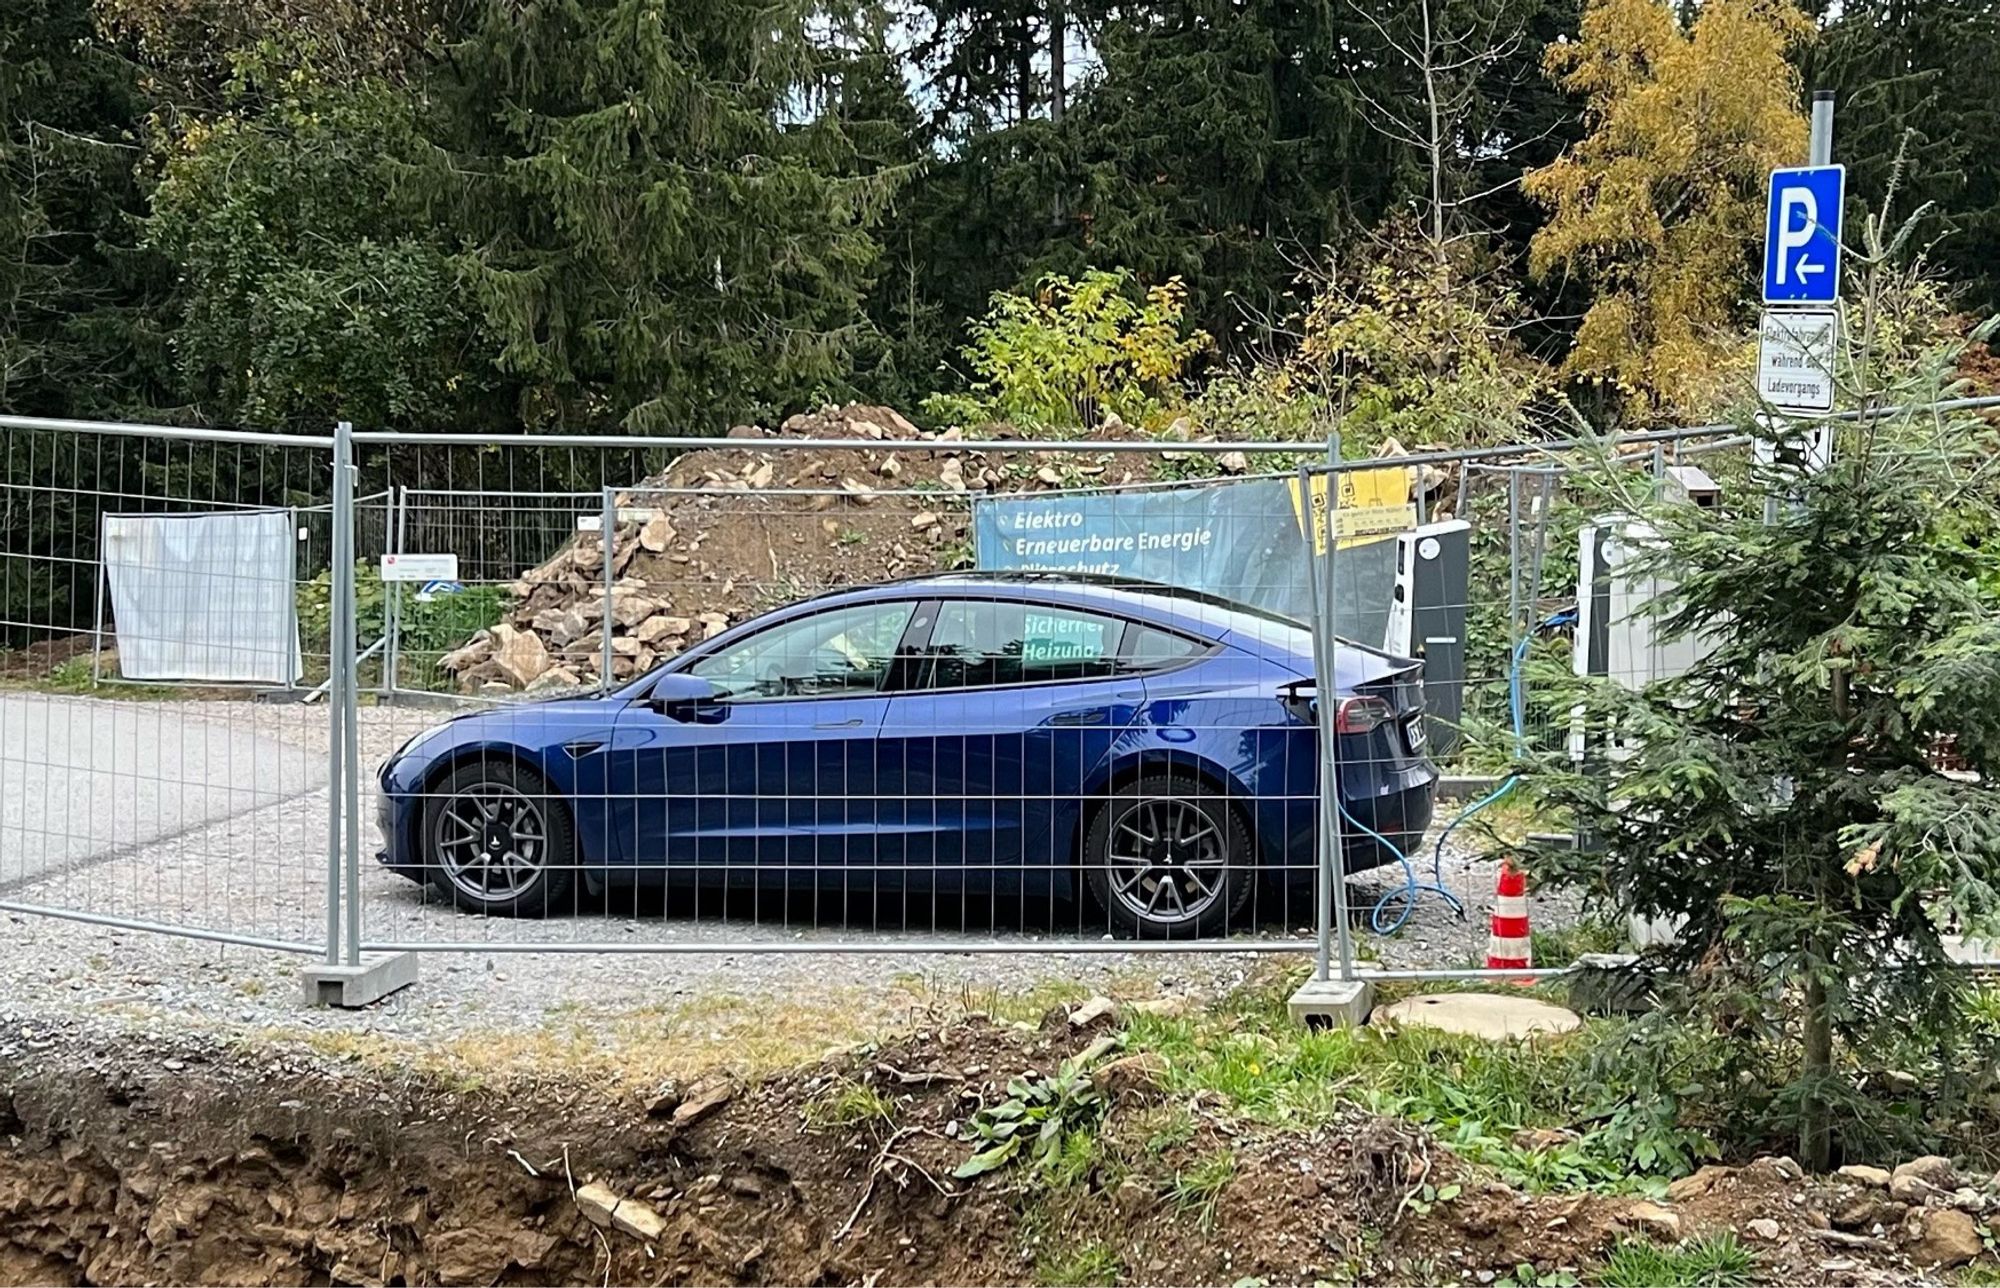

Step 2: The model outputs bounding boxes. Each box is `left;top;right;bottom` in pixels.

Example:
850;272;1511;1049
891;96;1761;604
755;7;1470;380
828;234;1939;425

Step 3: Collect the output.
1334;695;1393;734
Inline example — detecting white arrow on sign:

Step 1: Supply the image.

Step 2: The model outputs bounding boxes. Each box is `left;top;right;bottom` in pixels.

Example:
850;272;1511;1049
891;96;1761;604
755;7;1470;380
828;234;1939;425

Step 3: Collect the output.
1794;257;1825;279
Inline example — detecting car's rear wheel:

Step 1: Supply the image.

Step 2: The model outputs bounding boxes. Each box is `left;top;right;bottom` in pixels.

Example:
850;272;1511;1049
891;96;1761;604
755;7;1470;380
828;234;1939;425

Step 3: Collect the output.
422;760;576;917
1083;774;1251;939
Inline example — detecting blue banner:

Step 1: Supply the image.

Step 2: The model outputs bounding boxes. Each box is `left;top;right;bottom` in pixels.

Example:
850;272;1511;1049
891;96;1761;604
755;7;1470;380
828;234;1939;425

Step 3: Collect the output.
973;476;1403;646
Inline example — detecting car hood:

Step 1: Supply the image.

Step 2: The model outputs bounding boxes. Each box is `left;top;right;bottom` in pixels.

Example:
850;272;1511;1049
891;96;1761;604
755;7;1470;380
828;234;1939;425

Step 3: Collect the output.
428;693;611;727
381;694;615;767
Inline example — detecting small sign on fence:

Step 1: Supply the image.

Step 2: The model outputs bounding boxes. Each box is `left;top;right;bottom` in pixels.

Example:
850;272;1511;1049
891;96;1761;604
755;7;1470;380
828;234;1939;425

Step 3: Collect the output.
380;552;460;582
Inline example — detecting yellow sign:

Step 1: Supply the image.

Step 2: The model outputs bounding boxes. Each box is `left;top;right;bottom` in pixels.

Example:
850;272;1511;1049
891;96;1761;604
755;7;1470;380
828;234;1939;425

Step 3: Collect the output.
1287;465;1417;553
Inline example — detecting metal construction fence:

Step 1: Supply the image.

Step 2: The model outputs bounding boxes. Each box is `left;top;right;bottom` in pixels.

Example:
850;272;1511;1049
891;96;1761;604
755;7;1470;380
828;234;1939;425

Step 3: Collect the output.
7;407;1985;999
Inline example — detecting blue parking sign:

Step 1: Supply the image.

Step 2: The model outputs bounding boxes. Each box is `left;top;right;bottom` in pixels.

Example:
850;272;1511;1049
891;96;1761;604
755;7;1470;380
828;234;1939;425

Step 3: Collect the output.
1763;165;1844;304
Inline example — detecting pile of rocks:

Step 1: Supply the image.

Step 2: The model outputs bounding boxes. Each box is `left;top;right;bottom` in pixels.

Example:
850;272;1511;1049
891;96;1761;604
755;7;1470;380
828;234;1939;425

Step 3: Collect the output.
432;402;1167;695
440;515;733;695
427;401;1430;695
1672;1153;1994;1270
1821;1155;1989;1269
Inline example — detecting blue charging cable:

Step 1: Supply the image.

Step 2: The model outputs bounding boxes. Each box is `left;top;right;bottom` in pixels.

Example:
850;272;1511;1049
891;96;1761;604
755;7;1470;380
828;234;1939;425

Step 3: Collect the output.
1358;608;1577;935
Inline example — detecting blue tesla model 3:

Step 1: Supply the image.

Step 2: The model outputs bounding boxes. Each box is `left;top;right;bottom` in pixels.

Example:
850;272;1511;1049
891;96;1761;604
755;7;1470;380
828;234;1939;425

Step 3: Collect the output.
376;573;1437;938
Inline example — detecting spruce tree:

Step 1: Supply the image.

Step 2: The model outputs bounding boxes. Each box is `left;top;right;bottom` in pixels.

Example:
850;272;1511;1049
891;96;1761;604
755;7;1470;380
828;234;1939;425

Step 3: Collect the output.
1811;0;2000;316
1520;237;2000;1166
0;0;168;418
435;0;903;432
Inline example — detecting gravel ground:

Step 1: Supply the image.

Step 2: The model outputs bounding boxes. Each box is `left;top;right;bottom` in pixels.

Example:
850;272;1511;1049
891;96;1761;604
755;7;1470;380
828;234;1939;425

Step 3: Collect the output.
0;692;1578;1061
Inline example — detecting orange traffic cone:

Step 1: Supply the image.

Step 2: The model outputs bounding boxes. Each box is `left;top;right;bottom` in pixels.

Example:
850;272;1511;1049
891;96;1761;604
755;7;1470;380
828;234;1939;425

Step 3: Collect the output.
1485;859;1533;981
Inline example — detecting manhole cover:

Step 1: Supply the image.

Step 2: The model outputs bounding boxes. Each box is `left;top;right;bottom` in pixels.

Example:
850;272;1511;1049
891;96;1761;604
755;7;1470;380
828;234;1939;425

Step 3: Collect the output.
1372;992;1582;1041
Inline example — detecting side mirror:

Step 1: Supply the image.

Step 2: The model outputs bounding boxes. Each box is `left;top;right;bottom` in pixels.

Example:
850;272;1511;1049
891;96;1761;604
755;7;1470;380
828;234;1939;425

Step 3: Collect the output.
648;672;723;722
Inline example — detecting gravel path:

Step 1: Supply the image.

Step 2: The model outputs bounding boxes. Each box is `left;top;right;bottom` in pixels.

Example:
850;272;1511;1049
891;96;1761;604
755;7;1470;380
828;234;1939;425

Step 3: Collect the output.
0;692;1576;1061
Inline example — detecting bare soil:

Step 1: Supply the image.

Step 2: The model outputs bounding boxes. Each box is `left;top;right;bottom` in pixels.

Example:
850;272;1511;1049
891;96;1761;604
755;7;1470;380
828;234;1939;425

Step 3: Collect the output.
0;635;94;679
452;405;1248;691
0;1016;1942;1287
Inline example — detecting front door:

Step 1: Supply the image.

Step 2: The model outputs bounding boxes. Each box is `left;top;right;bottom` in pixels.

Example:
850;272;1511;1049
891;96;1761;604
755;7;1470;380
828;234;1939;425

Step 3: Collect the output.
608;599;918;885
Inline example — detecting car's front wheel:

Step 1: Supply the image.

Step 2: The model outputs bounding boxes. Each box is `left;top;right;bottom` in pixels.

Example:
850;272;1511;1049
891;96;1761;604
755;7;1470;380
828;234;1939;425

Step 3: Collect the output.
1083;774;1251;938
422;760;576;917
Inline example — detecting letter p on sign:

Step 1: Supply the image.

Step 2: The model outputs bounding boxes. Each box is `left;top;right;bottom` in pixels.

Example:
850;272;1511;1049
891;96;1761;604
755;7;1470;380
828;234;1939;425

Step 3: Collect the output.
1775;188;1816;286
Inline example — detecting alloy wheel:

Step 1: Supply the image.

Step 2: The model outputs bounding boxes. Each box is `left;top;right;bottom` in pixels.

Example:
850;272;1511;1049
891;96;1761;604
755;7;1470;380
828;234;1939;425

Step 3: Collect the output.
433;782;550;903
1103;796;1227;924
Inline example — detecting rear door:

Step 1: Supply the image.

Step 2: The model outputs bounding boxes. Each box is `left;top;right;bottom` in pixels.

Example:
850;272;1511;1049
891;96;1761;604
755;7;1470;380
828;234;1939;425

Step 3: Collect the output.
875;598;1146;895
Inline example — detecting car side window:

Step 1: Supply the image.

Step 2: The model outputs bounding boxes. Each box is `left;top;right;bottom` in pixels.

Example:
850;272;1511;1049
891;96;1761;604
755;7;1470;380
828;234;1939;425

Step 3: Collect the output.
914;601;1127;689
686;601;915;701
1117;624;1207;673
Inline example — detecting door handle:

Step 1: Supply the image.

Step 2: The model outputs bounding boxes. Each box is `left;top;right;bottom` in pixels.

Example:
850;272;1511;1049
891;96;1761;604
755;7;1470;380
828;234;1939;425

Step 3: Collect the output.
815;717;865;729
1049;710;1108;726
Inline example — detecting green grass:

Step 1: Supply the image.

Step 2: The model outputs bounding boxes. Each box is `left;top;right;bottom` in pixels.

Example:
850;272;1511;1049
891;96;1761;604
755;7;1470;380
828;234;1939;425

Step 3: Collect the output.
26;655;186;699
1120;977;1711;1193
1529;917;1626;968
1595;1233;1758;1288
1035;1240;1122;1287
1953;1264;2000;1288
1134;1102;1197;1155
801;1078;895;1131
1167;1149;1236;1231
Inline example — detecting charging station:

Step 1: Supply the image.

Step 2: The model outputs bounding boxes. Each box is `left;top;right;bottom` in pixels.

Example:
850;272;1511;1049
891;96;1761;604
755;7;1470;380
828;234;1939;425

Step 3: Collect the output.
1383;519;1471;755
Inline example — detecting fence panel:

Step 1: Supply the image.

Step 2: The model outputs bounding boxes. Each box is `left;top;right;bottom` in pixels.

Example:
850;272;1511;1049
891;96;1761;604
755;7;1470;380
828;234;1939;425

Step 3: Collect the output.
349;432;1339;954
0;417;337;953
1304;429;1759;984
2;410;1864;978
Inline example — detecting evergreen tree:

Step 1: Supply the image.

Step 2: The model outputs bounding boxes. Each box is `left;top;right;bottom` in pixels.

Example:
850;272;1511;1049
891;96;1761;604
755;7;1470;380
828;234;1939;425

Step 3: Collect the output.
0;0;170;418
145;39;483;431
140;0;905;433
904;0;1396;381
1520;252;2000;1165
431;0;903;432
1810;0;2000;316
901;0;1581;391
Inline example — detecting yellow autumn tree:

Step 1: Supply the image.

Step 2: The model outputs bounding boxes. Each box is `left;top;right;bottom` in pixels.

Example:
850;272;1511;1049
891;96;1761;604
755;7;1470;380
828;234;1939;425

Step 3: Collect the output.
1525;0;1811;419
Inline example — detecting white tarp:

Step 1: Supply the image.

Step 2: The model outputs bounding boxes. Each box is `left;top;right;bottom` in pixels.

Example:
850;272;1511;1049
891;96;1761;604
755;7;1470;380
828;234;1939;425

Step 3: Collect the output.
103;509;302;683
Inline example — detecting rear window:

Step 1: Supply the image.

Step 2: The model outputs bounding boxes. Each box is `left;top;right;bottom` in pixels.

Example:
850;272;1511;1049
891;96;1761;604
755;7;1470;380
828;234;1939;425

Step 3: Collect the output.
916;602;1123;687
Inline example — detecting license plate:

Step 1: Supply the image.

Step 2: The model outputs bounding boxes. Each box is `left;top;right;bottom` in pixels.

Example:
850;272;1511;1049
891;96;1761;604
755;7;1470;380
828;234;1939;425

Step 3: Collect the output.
1405;716;1427;751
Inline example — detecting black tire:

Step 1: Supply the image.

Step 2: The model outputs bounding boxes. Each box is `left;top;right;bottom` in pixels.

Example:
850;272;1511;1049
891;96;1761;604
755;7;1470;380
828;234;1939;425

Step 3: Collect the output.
1083;774;1252;939
421;759;577;917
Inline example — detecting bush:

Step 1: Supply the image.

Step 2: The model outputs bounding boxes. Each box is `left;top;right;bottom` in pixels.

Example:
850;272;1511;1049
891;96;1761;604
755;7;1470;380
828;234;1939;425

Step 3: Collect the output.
1291;222;1562;450
923;269;1211;433
296;562;506;689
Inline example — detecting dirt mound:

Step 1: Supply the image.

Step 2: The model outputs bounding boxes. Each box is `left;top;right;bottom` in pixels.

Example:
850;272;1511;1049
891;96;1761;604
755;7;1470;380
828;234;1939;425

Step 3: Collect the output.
441;405;1211;693
0;1018;1954;1287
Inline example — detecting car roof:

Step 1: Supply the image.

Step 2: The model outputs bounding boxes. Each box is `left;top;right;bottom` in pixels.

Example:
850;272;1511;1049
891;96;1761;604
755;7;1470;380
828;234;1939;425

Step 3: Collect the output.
816;572;1314;656
629;571;1412;699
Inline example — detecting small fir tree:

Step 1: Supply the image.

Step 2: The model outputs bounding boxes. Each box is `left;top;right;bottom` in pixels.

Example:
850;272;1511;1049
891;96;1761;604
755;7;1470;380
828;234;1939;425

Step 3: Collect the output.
1518;222;2000;1169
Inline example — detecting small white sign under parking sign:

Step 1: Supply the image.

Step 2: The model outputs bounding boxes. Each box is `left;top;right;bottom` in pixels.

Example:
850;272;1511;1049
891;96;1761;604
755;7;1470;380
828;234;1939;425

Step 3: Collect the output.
1757;308;1837;414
